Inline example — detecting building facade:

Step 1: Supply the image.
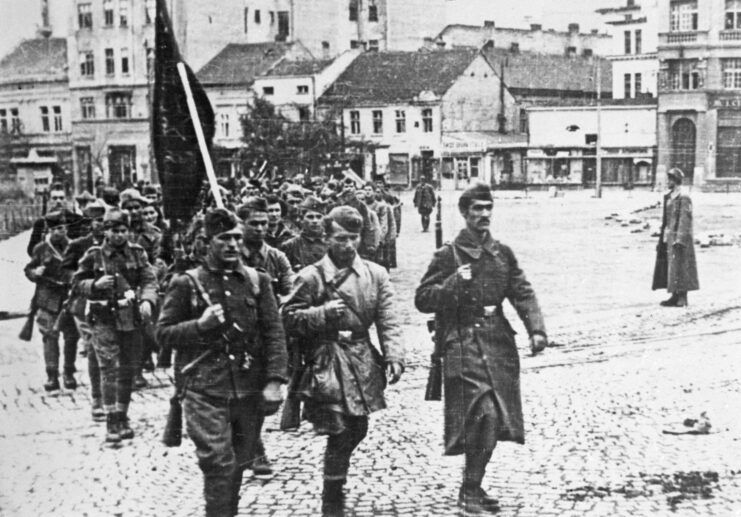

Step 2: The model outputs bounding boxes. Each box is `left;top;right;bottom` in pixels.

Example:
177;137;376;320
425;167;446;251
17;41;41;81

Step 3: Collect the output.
656;0;741;189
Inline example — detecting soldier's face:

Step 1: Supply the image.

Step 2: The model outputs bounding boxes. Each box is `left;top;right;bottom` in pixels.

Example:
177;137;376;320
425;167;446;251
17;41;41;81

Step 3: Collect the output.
142;206;158;225
464;201;493;232
91;218;104;236
49;190;67;211
49;226;67;240
668;176;678;189
106;225;129;247
124;202;143;221
242;211;269;243
210;231;242;265
302;211;324;234
327;223;360;264
267;203;282;225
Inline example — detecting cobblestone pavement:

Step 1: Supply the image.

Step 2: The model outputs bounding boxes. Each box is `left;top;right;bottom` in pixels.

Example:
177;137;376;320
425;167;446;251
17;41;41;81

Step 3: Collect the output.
1;190;740;516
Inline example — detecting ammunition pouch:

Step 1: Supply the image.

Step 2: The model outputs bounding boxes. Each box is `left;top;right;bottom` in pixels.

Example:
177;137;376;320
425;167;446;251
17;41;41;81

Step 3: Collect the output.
86;298;140;331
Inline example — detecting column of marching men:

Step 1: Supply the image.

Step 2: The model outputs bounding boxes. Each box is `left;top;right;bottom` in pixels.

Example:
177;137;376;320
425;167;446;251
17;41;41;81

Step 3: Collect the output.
23;175;550;516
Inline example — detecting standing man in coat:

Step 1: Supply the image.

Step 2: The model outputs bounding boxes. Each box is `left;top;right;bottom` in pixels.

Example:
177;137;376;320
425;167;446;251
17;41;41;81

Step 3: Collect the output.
653;168;699;307
413;176;436;232
282;206;404;515
156;208;287;517
415;183;548;514
280;196;328;272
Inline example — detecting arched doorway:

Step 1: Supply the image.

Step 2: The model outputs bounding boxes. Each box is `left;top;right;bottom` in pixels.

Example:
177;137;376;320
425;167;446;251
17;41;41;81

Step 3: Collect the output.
671;118;696;183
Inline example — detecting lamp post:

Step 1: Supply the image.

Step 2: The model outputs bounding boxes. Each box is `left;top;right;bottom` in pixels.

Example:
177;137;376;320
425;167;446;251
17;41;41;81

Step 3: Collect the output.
595;62;603;198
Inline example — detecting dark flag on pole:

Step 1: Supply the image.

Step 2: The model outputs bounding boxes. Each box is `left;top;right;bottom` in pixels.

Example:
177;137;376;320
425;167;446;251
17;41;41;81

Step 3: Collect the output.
152;0;215;221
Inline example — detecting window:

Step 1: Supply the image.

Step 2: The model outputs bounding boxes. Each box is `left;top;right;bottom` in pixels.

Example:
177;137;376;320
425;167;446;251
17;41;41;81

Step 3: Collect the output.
254;9;261;23
422;108;433;133
723;58;741;88
583;48;593;57
81;97;96;119
145;0;155;24
40;107;50;132
349;0;358;21
119;0;129;26
350;110;360;134
104;0;114;26
634;73;642;95
322;41;330;50
368;40;379;52
470;157;480;178
635;29;642;54
53;106;62;132
297;85;309;95
80;51;94;77
0;109;7;133
218;112;230;138
670;1;698;31
395;110;406;133
270;11;275;24
726;0;741;29
244;8;249;33
298;107;310;121
624;73;632;98
624;31;631;54
78;3;92;29
121;48;129;75
566;46;577;57
10;108;21;133
350;40;361;49
262;86;274;96
519;108;528;134
106;92;132;119
372;110;383;133
667;60;701;90
105;48;115;75
369;2;378;21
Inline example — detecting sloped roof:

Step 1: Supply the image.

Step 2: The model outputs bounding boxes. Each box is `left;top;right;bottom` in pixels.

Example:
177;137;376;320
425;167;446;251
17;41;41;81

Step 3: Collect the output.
196;42;296;86
482;47;612;95
264;59;333;77
318;48;479;106
0;38;67;85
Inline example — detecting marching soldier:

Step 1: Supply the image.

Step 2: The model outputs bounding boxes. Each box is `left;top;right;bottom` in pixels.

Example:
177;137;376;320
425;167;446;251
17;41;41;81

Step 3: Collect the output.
27;183;86;256
73;209;159;443
156;208;287;517
415;183;548;514
282;206;404;515
280;196;328;272
24;211;79;391
264;194;296;249
413;176;436;232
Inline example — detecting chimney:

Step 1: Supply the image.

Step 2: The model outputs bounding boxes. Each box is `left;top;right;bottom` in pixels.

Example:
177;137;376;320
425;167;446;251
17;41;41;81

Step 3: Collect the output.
37;0;52;38
484;20;495;28
530;23;542;31
568;23;580;33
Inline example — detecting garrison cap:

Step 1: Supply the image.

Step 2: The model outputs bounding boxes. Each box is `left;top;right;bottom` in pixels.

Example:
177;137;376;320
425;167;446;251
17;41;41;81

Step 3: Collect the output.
237;196;269;219
83;201;106;219
204;208;240;239
104;208;130;228
101;187;120;206
459;182;493;211
325;206;363;234
299;195;326;215
667;168;685;181
120;188;149;207
44;210;67;228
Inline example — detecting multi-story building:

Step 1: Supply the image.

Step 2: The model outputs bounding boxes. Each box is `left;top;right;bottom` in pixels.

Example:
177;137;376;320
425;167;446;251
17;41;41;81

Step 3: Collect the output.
597;0;660;99
656;0;741;189
0;36;72;195
433;21;612;57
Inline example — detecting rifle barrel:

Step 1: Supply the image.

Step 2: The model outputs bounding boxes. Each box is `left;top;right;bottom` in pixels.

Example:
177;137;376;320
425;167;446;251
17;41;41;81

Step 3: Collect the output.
434;195;443;249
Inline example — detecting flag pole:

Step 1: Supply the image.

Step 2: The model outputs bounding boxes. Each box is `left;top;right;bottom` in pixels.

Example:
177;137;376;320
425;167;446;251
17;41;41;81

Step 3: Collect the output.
176;62;224;208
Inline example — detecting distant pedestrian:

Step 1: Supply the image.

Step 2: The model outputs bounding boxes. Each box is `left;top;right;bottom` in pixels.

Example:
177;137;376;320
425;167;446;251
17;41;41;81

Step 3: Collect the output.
415;183;547;515
653;168;699;307
413;176;436;232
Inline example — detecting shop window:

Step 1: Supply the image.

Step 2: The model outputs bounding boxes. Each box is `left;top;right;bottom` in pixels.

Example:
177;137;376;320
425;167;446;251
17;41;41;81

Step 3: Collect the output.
372;110;383;134
624;31;631;54
726;0;741;29
635;29;642;53
422;108;433;133
78;3;92;29
105;48;115;76
80;51;95;77
104;0;114;26
53;106;62;132
121;48;129;75
717;127;741;177
624;73;632;98
670;1;698;31
456;159;469;180
105;92;132;119
395;110;406;133
81;97;96;119
722;58;741;88
350;110;360;134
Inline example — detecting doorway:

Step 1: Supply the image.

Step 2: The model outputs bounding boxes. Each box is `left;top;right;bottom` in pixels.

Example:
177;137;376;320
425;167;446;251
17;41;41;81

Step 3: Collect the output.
671;118;696;183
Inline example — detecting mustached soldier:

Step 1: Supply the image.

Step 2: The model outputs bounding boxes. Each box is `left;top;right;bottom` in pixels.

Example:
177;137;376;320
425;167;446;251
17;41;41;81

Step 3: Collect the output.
415;183;548;514
156;208;288;517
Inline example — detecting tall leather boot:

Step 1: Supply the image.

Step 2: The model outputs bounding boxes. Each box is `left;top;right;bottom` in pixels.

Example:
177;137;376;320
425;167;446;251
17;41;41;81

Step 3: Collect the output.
106;413;121;443
63;369;77;390
322;480;345;516
44;369;60;392
675;292;688;307
118;411;134;440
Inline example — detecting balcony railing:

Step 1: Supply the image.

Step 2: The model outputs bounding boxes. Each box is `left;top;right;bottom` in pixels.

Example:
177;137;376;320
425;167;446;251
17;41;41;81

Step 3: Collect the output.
659;31;708;46
720;30;741;41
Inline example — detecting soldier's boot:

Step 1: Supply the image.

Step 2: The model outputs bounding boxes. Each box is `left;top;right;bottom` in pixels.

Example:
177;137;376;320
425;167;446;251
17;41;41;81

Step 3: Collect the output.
44;369;60;392
675;292;688;307
458;486;500;514
321;480;345;517
660;294;679;306
91;398;106;422
117;411;134;440
62;369;77;390
105;413;121;443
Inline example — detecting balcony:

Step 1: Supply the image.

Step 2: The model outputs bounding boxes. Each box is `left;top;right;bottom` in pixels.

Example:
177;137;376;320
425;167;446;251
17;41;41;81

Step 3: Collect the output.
719;30;741;42
659;31;709;46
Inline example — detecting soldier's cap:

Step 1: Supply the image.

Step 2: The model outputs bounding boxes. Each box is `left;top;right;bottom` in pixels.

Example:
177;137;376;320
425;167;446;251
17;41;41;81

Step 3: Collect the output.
285;185;305;199
204;208;240;239
459;182;493;210
299;195;326;215
45;210;67;228
75;190;96;203
101;187;120;206
120;188;150;207
311;176;324;185
83;201;106;219
104;208;130;228
237;196;269;219
667;168;685;181
325;206;363;234
142;185;158;197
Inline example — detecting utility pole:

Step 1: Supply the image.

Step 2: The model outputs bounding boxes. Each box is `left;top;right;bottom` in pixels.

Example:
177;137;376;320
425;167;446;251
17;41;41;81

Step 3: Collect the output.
595;62;603;198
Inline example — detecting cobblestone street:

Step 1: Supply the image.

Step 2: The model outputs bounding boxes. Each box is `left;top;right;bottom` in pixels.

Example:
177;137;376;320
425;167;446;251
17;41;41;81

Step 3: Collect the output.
1;190;741;516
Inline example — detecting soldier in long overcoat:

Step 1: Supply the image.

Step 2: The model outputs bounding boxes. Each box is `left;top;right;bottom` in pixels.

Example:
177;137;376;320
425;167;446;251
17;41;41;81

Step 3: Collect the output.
654;168;699;307
415;183;548;514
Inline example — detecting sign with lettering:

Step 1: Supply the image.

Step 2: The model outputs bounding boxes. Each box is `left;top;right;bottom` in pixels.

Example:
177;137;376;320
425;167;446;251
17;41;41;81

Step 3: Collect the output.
710;95;741;109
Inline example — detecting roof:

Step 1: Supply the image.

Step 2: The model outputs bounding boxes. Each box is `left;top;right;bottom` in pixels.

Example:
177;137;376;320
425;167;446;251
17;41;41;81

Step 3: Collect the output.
318;49;479;106
196;43;297;86
0;38;67;85
264;59;333;77
482;48;612;95
436;24;609;41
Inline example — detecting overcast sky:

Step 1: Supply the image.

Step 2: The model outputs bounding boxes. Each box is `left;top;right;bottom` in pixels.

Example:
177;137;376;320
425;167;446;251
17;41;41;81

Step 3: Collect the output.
0;0;613;58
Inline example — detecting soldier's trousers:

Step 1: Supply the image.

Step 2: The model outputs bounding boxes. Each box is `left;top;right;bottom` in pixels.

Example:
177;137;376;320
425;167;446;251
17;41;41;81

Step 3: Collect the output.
74;317;100;401
37;308;78;375
184;391;261;517
90;325;142;412
324;416;368;481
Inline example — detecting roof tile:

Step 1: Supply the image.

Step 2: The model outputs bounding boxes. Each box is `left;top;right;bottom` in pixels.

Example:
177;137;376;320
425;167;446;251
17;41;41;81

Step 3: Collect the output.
0;38;67;85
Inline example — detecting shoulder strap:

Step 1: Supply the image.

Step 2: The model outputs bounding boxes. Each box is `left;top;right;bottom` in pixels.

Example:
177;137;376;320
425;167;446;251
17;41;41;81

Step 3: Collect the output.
450;243;462;269
315;264;371;329
183;267;212;307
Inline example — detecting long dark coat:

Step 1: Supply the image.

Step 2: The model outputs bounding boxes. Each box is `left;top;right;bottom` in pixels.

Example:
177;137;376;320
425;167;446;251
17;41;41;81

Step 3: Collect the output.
654;191;699;292
415;229;546;455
